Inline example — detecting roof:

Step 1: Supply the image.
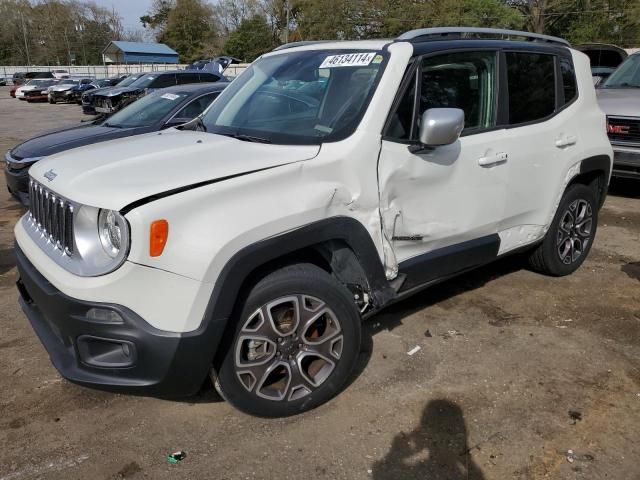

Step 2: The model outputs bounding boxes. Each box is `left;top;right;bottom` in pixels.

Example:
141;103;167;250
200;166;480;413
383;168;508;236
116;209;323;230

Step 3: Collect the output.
104;41;178;56
157;82;229;95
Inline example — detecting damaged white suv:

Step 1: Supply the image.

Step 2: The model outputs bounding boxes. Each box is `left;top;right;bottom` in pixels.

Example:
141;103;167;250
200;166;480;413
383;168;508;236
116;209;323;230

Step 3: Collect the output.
15;28;612;417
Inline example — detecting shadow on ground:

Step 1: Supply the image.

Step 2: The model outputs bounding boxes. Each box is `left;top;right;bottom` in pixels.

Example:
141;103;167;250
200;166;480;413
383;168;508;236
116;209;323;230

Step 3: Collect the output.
371;399;486;479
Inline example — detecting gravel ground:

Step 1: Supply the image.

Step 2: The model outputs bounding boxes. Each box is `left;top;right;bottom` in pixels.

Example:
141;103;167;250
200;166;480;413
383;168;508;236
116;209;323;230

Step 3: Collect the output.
0;85;639;480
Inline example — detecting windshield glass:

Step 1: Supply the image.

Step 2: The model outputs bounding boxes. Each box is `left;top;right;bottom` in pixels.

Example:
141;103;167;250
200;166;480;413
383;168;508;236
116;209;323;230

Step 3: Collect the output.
129;74;158;89
603;55;640;88
117;74;143;87
201;50;387;144
103;90;189;128
26;79;54;86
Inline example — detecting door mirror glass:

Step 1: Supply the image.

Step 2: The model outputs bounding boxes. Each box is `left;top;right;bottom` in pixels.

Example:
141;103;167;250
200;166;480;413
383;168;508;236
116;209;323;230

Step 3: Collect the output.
418;108;464;146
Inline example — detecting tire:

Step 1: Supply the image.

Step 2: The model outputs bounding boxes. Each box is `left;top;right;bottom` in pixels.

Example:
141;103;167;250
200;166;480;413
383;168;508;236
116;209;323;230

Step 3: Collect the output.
213;263;361;417
48;98;55;104
529;183;598;276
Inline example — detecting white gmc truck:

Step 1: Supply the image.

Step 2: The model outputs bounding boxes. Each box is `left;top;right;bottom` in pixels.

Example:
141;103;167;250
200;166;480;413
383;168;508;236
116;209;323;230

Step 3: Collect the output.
14;28;612;417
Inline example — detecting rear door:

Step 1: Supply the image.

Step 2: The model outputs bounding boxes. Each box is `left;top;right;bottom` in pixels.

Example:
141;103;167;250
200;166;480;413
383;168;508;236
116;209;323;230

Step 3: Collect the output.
378;50;508;278
497;50;582;241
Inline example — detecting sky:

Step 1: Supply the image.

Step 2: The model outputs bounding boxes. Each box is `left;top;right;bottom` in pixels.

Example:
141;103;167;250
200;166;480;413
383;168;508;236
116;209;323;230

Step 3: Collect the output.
95;0;154;32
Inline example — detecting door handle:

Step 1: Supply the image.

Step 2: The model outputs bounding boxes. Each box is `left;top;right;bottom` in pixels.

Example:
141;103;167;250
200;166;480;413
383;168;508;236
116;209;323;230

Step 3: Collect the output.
478;152;508;167
555;135;577;148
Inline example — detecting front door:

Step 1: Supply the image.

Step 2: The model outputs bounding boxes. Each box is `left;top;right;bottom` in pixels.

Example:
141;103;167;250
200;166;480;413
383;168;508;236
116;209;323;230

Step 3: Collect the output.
378;50;508;284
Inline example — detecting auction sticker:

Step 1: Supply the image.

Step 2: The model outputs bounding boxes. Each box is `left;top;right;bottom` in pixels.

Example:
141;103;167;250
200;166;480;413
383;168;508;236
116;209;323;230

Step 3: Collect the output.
161;93;180;100
320;52;377;68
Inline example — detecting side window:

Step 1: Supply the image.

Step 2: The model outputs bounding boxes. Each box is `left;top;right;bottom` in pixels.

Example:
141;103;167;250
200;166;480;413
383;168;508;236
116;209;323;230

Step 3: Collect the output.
151;74;177;88
177;73;199;85
174;93;219;119
386;72;416;141
419;51;497;133
560;57;577;105
199;73;221;83
506;52;556;124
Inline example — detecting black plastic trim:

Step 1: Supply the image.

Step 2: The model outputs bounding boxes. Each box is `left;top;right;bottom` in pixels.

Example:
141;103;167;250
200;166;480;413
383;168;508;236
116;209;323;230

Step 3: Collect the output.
201;217;393;328
15;244;215;396
579;154;613;208
397;234;501;293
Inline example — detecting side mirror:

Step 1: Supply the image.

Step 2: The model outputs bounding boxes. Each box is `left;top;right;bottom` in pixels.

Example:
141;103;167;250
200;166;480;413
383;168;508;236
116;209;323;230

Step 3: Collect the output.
418;108;465;147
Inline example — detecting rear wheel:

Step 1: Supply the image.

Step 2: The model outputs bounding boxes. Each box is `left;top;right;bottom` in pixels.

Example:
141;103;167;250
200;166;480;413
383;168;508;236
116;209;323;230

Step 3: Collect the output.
529;184;598;276
213;264;361;417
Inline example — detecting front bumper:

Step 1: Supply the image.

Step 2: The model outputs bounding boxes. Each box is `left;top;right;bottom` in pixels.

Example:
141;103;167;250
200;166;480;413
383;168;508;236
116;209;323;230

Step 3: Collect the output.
49;91;74;103
15;245;220;397
611;145;640;179
4;165;30;205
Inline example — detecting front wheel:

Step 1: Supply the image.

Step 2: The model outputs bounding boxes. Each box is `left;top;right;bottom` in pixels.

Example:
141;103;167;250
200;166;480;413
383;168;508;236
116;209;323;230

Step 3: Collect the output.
48;98;55;104
529;183;598;276
213;264;361;417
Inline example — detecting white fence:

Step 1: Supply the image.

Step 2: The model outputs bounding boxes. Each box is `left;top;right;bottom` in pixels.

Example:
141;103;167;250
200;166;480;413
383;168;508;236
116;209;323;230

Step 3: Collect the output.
0;63;249;82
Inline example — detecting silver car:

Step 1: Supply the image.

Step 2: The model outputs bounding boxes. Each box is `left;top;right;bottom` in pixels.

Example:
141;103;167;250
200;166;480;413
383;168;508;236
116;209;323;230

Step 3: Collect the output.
597;52;640;179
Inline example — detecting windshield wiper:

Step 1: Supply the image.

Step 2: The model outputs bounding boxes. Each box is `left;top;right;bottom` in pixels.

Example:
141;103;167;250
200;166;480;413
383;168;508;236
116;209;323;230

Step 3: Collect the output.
103;122;123;128
218;131;272;143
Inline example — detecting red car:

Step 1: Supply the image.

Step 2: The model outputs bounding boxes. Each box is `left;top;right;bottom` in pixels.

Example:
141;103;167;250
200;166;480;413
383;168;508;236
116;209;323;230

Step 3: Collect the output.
10;85;18;97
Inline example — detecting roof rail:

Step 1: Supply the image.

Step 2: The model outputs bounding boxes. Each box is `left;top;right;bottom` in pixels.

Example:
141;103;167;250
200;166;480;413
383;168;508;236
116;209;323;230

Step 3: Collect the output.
397;27;570;47
273;41;336;51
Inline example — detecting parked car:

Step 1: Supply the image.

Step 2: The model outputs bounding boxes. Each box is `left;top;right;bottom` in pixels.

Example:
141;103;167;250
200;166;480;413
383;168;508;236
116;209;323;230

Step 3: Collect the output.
597;52;640;179
92;70;224;115
23;79;60;102
15;79;59;99
13;28;612;417
9;84;18;97
0;77;7;86
69;78;117;104
48;78;94;103
51;69;69;79
5;82;227;204
576;43;627;85
12;71;54;86
187;56;241;76
81;74;143;115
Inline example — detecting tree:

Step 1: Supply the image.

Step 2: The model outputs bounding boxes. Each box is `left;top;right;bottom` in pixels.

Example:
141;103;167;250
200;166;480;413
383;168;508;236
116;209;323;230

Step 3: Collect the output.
224;14;275;61
142;0;218;62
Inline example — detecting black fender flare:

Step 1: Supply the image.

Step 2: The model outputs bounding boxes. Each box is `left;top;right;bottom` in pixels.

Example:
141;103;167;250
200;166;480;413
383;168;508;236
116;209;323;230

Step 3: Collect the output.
578;154;612;208
180;216;393;383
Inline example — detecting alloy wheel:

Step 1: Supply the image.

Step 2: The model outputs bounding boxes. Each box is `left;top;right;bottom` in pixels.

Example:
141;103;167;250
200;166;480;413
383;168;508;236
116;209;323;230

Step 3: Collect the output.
234;295;344;402
557;198;593;265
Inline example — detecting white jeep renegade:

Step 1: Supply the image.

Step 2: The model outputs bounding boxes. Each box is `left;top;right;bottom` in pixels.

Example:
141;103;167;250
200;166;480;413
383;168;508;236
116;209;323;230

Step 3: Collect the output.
15;28;612;417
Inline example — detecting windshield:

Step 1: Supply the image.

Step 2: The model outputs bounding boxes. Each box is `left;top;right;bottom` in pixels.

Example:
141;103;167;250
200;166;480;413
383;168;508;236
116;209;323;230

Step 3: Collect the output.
26;79;54;86
117;74;143;87
59;79;78;85
129;74;158;89
103;90;188;128
201;50;387;144
603;55;640;88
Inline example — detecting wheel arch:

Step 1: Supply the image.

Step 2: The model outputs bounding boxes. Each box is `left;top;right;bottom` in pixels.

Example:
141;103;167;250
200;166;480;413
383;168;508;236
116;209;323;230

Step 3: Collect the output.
194;217;394;368
569;154;612;208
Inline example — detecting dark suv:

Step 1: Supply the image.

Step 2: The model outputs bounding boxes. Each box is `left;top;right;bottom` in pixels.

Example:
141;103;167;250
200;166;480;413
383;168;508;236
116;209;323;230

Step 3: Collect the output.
12;71;54;86
92;70;223;115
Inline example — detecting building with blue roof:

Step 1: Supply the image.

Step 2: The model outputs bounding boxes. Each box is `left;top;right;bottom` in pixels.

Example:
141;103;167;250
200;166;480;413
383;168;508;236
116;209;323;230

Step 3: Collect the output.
102;41;179;64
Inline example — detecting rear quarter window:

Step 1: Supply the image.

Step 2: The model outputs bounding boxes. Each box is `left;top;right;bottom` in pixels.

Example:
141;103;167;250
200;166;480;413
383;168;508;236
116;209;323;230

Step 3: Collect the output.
506;52;556;125
560;57;577;105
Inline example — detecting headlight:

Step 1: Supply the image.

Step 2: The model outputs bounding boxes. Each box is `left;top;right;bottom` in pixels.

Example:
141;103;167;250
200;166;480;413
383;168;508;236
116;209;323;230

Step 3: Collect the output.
98;209;126;258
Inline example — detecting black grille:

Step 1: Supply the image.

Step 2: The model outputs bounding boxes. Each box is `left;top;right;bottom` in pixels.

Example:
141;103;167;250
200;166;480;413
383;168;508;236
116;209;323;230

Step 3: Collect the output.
28;180;74;255
607;116;640;144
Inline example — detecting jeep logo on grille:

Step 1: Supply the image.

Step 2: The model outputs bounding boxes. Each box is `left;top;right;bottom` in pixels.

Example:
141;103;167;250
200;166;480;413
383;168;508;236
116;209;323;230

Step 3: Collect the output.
607;124;630;135
44;169;58;182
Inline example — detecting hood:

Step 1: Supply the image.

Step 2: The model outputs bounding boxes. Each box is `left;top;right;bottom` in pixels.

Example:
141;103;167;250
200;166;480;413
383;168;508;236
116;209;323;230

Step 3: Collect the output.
49;84;76;92
17;85;39;92
30;129;320;211
96;86;141;98
596;88;640;117
11;124;141;160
